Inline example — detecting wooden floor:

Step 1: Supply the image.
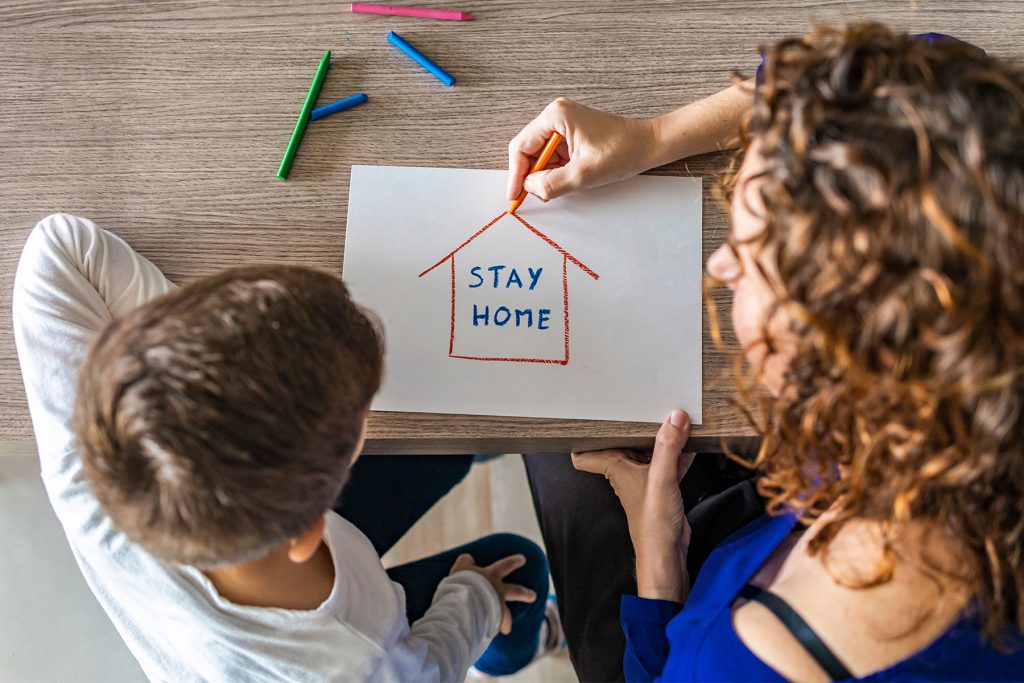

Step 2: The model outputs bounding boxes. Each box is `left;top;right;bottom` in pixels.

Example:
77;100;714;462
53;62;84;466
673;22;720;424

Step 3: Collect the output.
4;1;1024;455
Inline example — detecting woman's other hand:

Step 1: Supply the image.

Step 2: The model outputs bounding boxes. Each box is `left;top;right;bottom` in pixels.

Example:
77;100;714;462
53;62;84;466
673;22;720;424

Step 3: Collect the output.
573;409;695;603
507;98;657;202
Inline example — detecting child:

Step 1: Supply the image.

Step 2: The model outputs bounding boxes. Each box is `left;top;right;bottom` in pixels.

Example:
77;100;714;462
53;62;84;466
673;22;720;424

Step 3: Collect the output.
13;213;558;681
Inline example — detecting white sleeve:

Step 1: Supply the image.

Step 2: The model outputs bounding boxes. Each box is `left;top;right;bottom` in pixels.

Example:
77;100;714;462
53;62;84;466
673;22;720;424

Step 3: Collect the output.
12;214;176;537
369;571;503;683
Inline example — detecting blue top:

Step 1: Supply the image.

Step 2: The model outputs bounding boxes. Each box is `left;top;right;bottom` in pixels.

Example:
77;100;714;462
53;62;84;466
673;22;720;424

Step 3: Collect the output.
621;513;1024;681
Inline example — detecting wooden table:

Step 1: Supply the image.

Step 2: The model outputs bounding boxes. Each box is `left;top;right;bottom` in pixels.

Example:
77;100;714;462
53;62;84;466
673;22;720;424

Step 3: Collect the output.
2;1;1020;456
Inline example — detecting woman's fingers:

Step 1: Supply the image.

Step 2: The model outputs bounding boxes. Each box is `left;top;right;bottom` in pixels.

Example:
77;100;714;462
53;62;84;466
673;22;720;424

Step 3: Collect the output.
571;449;626;475
649;409;692;488
507;114;560;199
507;98;580;199
508;97;655;204
523;164;583;201
575;416;692;489
507;147;538;200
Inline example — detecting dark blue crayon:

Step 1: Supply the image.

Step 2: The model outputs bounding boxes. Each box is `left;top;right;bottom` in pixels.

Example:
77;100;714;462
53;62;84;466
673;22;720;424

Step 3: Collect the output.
310;93;369;121
386;30;456;87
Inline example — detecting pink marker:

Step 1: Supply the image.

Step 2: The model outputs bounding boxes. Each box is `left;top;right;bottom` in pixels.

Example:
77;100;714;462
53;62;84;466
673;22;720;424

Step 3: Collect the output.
350;3;474;21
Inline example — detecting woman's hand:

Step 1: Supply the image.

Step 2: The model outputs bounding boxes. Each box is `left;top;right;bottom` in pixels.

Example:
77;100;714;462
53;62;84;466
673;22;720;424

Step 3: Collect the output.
573;409;696;603
507;98;658;202
449;553;538;635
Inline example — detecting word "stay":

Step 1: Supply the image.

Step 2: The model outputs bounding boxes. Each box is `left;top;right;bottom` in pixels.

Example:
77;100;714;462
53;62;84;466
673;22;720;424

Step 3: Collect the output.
468;265;543;290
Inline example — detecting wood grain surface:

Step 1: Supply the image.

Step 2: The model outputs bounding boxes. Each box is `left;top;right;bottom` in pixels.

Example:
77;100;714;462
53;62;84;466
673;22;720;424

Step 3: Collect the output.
2;1;1022;455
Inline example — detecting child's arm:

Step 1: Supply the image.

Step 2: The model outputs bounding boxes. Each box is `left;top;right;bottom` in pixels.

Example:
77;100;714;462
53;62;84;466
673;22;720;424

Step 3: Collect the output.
12;214;176;543
506;81;753;202
371;570;504;683
368;552;542;682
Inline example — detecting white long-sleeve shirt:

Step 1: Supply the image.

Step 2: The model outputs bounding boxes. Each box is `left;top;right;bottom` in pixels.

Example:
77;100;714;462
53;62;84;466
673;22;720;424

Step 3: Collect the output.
12;214;501;682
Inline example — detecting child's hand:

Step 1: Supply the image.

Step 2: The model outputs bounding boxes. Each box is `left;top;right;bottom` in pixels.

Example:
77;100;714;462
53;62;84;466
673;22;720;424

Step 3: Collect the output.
507;98;657;202
449;553;538;635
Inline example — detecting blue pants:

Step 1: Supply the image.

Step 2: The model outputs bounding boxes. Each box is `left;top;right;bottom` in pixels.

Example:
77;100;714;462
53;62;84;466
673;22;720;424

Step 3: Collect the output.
333;454;549;676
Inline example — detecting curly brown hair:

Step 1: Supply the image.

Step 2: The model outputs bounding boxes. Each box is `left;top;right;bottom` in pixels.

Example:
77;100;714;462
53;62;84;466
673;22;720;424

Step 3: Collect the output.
715;23;1024;643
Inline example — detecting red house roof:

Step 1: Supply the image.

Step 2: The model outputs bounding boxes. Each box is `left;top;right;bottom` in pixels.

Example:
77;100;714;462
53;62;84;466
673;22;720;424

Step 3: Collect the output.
419;211;600;280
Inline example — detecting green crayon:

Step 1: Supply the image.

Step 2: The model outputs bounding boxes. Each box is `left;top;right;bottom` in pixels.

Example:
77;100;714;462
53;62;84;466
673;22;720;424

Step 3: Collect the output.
277;50;331;180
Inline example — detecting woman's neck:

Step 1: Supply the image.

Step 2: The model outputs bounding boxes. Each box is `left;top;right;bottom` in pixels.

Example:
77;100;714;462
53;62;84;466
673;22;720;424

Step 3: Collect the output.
766;510;974;641
804;512;969;591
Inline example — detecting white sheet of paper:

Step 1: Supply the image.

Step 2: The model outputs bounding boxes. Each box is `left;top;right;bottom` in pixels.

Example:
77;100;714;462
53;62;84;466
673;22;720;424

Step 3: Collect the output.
343;165;703;423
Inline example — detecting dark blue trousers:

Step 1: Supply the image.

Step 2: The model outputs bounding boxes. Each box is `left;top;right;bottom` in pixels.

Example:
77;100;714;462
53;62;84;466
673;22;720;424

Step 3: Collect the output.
333;454;549;676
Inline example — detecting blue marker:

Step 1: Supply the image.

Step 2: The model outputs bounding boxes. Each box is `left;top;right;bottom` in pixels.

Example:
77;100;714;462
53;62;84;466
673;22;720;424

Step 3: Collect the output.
387;31;456;87
310;93;369;121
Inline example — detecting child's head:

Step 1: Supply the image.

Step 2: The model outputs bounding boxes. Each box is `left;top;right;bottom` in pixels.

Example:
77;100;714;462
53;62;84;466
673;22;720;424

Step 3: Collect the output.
707;24;1023;637
74;266;383;568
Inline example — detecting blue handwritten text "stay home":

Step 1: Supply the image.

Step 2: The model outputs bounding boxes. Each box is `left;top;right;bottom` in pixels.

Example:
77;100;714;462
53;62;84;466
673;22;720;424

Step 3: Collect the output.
467;265;550;329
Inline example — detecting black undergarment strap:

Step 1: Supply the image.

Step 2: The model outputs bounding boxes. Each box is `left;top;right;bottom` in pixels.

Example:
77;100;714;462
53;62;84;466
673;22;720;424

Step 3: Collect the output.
738;583;853;681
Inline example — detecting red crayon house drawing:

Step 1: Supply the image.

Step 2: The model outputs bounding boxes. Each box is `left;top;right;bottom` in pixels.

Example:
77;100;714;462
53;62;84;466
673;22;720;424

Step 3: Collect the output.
419;211;600;365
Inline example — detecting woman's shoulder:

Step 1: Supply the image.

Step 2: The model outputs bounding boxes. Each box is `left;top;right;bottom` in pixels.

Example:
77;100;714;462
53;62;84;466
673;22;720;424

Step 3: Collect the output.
731;518;1020;682
731;597;1024;682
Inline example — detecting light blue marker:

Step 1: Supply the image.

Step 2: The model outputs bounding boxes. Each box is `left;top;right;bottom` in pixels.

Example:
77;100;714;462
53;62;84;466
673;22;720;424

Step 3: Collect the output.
310;93;369;121
386;30;456;87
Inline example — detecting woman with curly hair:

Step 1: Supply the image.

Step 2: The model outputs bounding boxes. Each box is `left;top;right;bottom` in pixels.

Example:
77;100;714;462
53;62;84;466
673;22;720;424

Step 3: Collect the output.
512;24;1024;681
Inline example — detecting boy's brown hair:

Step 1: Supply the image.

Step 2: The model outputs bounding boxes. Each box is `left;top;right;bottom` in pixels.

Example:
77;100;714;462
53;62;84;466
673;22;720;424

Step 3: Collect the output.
74;266;383;568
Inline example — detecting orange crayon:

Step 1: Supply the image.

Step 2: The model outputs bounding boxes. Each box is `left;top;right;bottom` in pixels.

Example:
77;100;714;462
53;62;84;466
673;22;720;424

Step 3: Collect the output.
508;131;564;215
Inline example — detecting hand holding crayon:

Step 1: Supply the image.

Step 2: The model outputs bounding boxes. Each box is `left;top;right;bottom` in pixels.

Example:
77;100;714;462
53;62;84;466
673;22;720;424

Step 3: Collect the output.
506;98;659;202
508;132;564;215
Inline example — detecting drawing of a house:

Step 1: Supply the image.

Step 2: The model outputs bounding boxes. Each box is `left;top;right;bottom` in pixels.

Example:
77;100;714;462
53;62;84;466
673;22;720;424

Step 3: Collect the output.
419;211;599;365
